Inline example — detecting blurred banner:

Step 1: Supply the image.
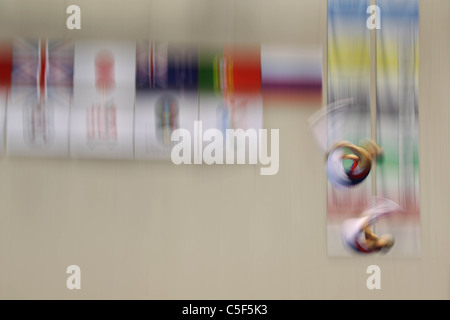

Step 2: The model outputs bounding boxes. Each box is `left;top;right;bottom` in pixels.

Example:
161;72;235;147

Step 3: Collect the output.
0;40;322;162
326;0;420;257
135;90;198;160
375;0;420;255
70;40;135;160
261;45;322;103
7;39;73;158
327;0;372;255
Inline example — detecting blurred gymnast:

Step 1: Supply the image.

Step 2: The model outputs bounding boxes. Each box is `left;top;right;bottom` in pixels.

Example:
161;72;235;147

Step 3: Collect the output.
342;198;401;254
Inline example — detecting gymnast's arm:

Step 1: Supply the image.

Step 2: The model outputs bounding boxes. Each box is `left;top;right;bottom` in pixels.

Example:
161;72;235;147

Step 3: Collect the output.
363;226;379;241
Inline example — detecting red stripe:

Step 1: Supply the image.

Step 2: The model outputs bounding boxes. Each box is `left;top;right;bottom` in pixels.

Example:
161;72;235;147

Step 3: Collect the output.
40;39;46;100
355;240;371;253
0;41;12;88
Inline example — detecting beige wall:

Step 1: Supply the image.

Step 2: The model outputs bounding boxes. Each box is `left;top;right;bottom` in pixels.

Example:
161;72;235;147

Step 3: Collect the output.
0;0;448;299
